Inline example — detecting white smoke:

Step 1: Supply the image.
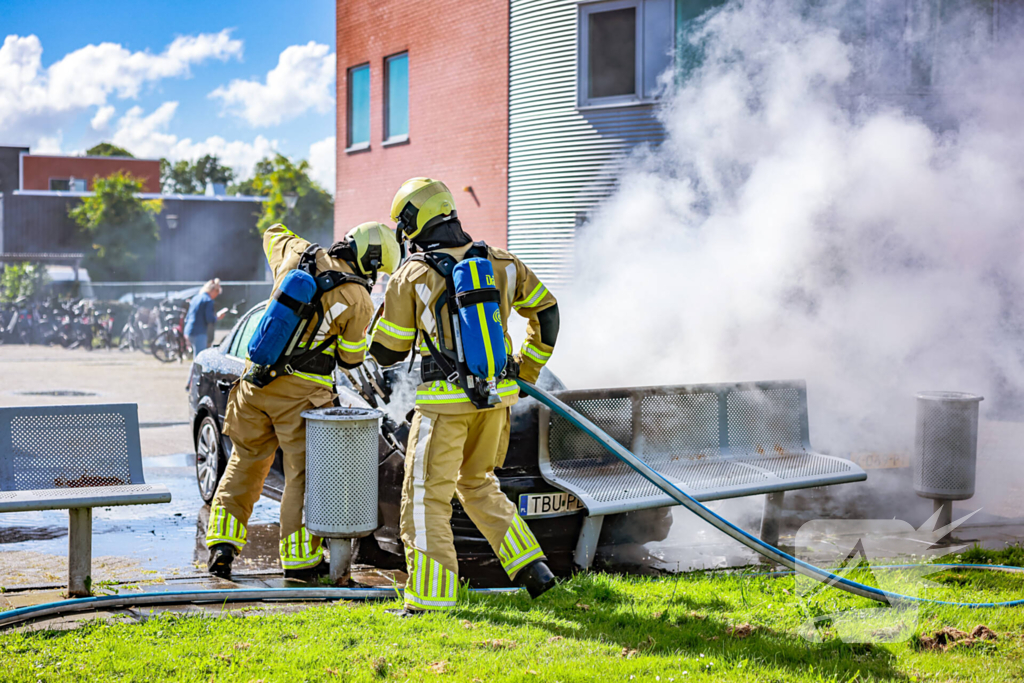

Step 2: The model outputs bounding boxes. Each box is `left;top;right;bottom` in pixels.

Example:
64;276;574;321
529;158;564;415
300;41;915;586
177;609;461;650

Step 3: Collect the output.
556;0;1024;456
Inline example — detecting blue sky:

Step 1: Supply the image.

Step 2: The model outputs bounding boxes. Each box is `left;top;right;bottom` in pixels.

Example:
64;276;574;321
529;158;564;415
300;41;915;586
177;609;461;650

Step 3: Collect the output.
0;0;338;188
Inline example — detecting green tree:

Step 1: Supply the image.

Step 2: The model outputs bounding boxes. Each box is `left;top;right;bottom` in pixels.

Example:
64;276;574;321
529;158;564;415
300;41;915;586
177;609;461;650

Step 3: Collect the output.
0;263;48;303
229;153;334;245
86;142;134;158
160;154;235;194
68;172;163;281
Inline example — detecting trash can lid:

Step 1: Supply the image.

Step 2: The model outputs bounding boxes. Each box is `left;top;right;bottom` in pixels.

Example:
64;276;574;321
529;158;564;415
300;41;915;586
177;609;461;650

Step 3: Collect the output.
915;391;983;402
301;406;384;420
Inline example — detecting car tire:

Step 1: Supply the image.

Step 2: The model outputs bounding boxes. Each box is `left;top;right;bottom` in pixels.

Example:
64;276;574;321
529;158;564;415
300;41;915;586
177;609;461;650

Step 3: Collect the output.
353;533;405;569
196;415;226;503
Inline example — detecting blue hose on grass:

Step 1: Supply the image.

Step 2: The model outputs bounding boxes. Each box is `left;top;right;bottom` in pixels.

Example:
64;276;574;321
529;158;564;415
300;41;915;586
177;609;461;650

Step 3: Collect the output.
518;380;1024;609
0;587;521;629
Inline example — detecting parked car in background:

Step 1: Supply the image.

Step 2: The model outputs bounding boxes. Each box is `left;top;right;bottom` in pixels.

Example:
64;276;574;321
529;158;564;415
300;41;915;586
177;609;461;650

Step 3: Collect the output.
187;302;671;583
44;265;94;299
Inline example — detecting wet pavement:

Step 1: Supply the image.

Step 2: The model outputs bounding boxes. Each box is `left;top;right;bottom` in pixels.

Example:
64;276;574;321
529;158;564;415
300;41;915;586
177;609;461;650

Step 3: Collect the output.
0;453;284;587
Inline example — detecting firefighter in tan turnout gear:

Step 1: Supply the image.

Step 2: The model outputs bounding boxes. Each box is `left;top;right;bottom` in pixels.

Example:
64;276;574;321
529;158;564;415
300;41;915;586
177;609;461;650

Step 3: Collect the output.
369;178;560;614
206;222;401;579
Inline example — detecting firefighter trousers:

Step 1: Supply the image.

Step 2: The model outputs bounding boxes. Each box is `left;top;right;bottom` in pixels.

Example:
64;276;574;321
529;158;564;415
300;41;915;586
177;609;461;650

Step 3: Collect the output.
400;406;546;611
205;376;333;570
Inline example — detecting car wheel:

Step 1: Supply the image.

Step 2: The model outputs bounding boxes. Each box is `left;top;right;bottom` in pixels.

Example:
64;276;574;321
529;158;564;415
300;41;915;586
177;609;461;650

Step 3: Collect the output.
196;415;226;503
353;533;405;569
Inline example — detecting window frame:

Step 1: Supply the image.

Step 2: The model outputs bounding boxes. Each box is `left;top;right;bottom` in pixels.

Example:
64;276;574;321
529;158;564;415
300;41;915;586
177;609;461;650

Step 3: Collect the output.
383;51;410;146
346;62;372;153
578;0;645;108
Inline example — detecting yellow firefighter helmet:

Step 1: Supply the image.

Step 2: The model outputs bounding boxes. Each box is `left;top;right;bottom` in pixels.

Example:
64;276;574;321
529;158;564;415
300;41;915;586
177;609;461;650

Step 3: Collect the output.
346;221;402;275
390;177;457;241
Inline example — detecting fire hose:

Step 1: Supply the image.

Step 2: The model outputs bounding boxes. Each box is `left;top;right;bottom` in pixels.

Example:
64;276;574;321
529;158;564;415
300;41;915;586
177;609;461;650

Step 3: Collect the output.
0;587;520;629
518;380;1024;609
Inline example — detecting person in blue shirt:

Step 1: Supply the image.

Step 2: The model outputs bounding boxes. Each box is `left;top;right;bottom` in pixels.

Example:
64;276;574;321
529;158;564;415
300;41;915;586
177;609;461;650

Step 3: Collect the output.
184;278;224;355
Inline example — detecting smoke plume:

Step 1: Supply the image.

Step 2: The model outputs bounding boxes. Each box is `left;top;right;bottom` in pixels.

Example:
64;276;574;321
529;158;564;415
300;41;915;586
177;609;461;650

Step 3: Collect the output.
556;0;1024;457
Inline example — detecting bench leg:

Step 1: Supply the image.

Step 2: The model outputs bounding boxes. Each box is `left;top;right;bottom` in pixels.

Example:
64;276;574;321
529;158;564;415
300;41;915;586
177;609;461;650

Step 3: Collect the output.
573;515;605;570
68;508;92;597
759;492;785;548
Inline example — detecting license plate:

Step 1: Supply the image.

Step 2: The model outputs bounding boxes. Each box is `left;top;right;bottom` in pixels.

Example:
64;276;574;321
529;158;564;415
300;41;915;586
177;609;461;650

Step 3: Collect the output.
518;491;585;518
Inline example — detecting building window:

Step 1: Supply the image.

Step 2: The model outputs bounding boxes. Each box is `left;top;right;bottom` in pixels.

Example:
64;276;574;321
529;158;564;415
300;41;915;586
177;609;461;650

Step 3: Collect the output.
50;177;86;192
384;52;409;144
347;63;371;151
579;0;675;107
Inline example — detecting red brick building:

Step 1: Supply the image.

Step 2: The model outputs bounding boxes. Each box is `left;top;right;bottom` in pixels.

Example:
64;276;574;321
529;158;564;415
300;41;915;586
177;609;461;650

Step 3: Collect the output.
20;153;161;193
335;0;509;247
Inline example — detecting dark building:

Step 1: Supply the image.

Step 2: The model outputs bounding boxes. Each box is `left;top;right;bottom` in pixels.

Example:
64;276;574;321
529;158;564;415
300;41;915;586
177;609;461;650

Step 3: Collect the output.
0;146;266;282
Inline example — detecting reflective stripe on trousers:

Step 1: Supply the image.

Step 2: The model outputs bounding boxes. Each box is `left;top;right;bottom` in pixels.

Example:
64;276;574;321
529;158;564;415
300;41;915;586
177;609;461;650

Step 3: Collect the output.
498;513;544;576
414;378;519;405
404;547;459;611
206;505;248;550
279;526;324;569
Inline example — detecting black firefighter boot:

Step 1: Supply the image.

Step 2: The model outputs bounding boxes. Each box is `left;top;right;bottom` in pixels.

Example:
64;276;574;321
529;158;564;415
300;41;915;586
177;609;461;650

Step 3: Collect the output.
516;560;556;599
284;558;330;582
207;543;236;578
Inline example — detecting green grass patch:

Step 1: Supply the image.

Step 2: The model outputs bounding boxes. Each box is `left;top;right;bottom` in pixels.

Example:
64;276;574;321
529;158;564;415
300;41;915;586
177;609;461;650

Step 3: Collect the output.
952;542;1024;568
2;568;1023;682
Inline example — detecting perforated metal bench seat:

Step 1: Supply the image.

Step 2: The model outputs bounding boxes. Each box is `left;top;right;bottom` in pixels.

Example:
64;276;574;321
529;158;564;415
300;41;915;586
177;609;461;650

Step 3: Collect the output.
0;404;172;595
536;381;866;567
0;484;171;513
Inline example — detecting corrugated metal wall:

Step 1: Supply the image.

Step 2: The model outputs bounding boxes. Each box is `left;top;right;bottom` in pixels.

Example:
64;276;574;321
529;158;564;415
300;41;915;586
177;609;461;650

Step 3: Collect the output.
508;0;668;288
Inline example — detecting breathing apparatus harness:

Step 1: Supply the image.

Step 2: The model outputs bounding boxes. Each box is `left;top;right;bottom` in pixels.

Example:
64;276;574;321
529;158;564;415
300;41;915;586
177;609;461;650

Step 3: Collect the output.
244;244;371;388
411;242;519;410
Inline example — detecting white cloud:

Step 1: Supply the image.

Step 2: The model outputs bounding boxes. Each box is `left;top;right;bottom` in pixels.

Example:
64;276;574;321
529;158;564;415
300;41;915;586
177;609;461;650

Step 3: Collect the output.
90;104;116;130
110;102;276;178
209;41;334;127
0;31;242;145
307;135;336;192
34;134;62;154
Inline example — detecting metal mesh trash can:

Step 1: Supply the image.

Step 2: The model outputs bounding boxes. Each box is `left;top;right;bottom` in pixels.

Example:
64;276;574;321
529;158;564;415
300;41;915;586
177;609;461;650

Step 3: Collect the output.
303;407;382;582
913;391;982;501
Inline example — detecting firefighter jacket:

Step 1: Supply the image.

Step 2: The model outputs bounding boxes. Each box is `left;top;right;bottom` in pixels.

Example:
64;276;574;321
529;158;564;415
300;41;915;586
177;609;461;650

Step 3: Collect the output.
370;242;556;414
258;224;374;388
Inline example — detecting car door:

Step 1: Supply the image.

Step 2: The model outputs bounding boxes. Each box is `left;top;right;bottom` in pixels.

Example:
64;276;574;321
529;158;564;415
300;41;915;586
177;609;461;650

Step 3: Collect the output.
213;303;265;420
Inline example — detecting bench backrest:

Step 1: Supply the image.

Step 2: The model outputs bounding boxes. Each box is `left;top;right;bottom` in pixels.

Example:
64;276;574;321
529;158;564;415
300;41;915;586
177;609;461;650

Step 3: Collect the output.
0;404;144;491
544;380;811;468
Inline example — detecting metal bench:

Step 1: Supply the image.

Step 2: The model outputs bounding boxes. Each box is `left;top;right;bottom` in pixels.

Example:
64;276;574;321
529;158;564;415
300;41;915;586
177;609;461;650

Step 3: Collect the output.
0;404;172;595
537;380;867;567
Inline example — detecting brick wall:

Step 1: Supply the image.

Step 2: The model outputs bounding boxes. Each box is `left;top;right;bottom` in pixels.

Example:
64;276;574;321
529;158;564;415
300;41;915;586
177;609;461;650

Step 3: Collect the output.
335;0;509;247
22;155;161;192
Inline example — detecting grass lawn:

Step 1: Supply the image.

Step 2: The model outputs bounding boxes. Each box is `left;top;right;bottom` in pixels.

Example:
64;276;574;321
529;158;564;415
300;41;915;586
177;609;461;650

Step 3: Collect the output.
2;547;1023;682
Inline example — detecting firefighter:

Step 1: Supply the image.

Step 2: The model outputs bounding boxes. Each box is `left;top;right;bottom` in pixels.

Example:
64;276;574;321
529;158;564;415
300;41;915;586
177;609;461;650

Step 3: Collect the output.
369;178;560;614
205;221;401;579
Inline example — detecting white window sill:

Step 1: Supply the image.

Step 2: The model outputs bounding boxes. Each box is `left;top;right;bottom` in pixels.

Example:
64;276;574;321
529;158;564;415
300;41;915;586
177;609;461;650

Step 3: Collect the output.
382;135;410;147
345;142;371;154
577;98;660;111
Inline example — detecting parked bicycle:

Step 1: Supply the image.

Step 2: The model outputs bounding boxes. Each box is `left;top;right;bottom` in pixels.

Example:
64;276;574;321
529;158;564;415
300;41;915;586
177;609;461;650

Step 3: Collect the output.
119;305;156;352
151;299;191;363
